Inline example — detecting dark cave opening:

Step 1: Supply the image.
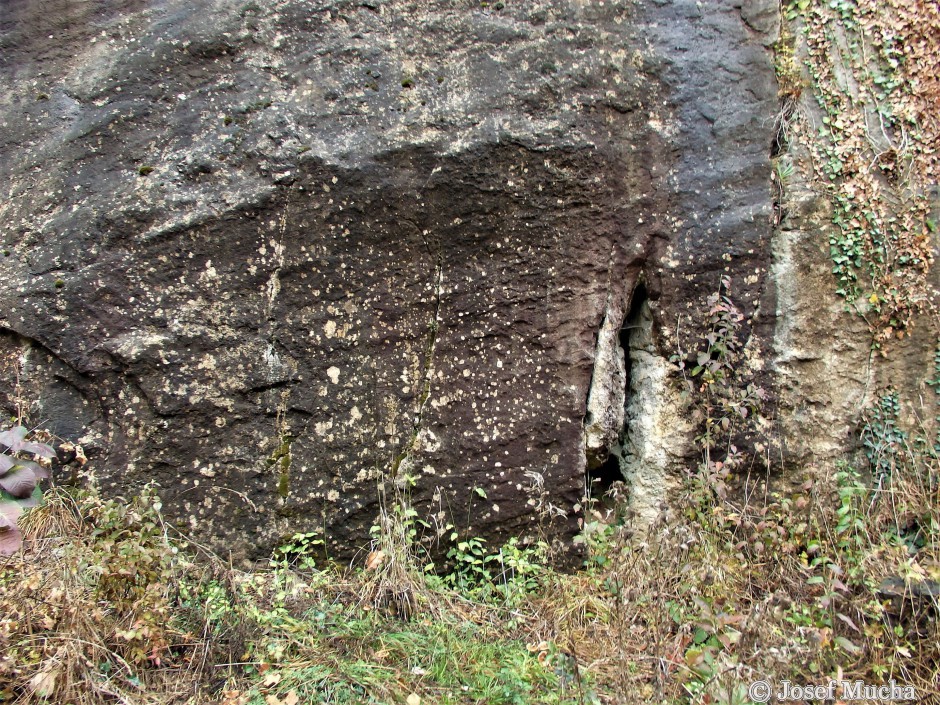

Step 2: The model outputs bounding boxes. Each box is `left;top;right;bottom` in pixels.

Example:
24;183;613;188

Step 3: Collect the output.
621;281;647;403
590;453;624;496
587;281;648;498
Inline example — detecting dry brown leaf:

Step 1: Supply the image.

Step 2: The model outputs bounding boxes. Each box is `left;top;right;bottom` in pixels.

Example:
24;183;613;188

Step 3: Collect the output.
365;550;386;570
28;670;57;699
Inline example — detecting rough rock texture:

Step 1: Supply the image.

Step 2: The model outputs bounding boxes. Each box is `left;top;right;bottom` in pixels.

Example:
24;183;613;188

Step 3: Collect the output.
620;297;694;523
0;0;780;561
772;151;940;474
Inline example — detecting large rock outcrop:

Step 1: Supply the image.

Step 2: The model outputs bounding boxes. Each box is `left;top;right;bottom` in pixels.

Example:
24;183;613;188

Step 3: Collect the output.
0;0;781;561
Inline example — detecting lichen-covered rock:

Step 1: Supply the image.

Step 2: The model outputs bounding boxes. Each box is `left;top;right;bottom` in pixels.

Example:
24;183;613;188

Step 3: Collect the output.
0;0;779;562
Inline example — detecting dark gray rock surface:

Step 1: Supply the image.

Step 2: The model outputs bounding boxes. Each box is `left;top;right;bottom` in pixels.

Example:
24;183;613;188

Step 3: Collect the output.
0;0;778;561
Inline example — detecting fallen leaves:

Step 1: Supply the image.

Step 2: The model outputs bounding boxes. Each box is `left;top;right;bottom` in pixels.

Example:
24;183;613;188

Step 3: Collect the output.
265;690;299;705
28;669;57;699
365;550;386;571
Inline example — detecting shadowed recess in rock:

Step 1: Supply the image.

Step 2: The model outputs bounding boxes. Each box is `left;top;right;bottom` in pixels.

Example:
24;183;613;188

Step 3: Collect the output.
587;281;648;500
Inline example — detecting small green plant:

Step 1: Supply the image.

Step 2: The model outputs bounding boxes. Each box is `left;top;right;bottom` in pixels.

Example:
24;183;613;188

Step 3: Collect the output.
274;530;325;569
492;537;547;592
680;598;748;705
573;512;616;569
440;532;548;605
178;577;233;626
774;156;794;184
860;392;908;488
86;484;182;666
445;534;491;589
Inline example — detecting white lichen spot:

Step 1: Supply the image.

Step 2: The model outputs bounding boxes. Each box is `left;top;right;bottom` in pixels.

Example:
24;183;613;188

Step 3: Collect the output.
198;354;217;371
200;260;218;282
324;320;337;338
327;366;340;384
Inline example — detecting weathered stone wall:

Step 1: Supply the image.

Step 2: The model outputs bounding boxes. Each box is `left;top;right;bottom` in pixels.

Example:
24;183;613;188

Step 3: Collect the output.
771;128;940;478
0;0;782;561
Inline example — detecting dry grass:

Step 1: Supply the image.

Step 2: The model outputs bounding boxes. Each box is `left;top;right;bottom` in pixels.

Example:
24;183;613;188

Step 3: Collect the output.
1;448;938;705
0;488;213;704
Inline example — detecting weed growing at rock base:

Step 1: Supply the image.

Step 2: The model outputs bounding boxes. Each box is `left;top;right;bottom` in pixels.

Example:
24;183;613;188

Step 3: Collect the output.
4;433;938;705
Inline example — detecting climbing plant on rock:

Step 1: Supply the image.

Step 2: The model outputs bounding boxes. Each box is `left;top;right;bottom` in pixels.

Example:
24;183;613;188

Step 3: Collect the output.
785;0;939;343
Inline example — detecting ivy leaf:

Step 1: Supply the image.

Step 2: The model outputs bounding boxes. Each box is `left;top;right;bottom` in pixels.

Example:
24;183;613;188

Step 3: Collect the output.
834;635;862;655
0;527;22;556
0;454;15;475
0;467;37;499
19;441;56;459
0;426;27;451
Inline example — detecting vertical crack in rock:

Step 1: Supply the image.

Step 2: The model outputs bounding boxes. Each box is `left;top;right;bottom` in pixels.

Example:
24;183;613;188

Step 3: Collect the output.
262;197;290;386
392;232;444;479
263;198;298;499
583;250;627;490
264;203;289;323
620;283;688;524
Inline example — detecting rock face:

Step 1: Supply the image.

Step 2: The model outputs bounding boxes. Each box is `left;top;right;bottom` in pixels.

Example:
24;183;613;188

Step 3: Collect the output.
0;0;781;561
771;135;940;479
